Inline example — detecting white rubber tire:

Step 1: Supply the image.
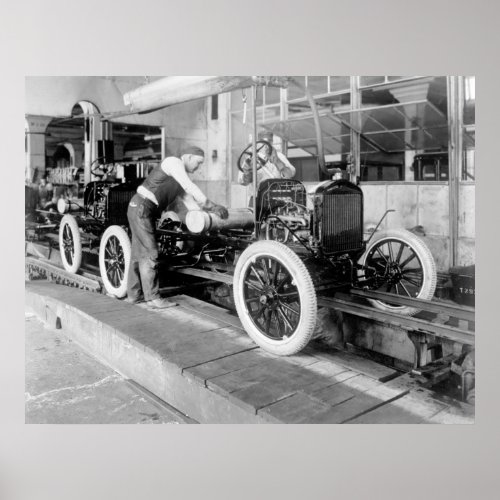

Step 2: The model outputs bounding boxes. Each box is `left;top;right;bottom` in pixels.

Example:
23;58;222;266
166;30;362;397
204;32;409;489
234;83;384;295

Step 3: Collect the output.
99;225;131;298
233;240;317;356
359;229;437;316
59;214;82;273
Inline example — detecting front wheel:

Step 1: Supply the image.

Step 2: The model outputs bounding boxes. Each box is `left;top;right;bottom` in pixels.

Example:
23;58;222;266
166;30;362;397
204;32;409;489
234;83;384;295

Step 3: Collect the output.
59;214;82;273
359;229;437;316
233;240;317;356
99;225;131;298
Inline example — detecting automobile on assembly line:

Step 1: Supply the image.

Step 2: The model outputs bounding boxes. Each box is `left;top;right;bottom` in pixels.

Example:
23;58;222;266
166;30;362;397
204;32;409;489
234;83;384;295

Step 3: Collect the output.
33;78;437;357
51;137;436;356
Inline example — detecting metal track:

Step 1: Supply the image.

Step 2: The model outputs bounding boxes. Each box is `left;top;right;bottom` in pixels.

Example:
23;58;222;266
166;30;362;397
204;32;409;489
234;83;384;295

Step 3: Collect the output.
317;294;474;346
349;289;475;322
26;247;474;347
25;254;221;296
26;256;102;292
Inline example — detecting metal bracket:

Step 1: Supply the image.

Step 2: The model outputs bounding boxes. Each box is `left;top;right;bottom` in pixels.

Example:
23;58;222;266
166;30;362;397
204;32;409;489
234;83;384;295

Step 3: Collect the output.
364;209;396;245
407;331;430;369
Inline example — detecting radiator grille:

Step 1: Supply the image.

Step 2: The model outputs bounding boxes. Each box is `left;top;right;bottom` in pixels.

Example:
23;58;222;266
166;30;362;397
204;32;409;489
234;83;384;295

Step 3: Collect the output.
107;190;135;226
321;192;363;254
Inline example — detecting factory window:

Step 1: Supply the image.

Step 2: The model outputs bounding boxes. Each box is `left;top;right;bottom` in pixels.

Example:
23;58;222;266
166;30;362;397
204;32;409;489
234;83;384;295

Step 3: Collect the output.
287;77;352;117
289;157;325;183
264;85;281;105
464;76;475;103
287;76;350;101
230;86;281;123
306;76;328;96
463;144;475;181
287;76;306;100
462;76;475;182
229;76;458;185
359;76;421;88
360;76;385;86
329;76;350;93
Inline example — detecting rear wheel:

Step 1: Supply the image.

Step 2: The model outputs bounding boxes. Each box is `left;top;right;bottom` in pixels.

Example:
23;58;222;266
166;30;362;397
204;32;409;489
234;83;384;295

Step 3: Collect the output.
99;225;131;298
360;229;437;315
233;240;317;356
59;214;82;273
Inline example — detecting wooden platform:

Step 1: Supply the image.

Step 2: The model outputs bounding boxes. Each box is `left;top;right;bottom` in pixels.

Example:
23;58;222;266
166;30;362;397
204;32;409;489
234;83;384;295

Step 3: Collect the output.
25;281;474;424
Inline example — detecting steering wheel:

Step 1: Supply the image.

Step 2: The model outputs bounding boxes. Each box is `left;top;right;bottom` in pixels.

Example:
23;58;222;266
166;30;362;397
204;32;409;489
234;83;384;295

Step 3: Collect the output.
90;158;115;179
237;140;272;172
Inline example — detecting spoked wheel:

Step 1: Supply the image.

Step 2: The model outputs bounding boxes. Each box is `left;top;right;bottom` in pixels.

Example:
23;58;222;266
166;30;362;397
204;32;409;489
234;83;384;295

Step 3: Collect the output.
90;159;115;179
99;225;131;298
237;140;272;172
359;229;437;316
233;240;317;356
59;214;82;273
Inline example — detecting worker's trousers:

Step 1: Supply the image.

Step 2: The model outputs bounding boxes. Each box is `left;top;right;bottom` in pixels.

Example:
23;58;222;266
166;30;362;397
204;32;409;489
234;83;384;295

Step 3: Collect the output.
126;194;161;301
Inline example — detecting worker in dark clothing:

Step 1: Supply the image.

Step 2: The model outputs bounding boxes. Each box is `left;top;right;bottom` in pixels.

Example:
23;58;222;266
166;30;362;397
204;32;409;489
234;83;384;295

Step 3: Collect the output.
126;146;228;308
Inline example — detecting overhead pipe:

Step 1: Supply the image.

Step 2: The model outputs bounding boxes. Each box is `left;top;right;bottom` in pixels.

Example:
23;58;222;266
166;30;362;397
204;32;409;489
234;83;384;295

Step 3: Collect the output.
123;76;290;114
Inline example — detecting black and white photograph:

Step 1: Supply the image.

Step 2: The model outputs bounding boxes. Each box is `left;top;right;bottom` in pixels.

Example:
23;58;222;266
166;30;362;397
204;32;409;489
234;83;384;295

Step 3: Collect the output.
24;75;476;424
3;0;500;499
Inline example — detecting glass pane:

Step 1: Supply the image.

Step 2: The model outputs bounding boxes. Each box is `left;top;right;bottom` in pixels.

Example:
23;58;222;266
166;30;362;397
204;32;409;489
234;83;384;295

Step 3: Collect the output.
464;76;475;100
462;77;475;182
287;76;306;100
292;157;321;183
254;86;263;107
329;76;350;92
360;137;377;154
334;101;448;150
261;105;281;123
462;147;475;181
362;131;407;152
360;76;385;87
265;85;281;105
387;76;407;81
230;90;244;111
462;127;475;181
288;101;311;117
361;167;380;182
362;107;408;132
463;76;475;126
307;76;328;96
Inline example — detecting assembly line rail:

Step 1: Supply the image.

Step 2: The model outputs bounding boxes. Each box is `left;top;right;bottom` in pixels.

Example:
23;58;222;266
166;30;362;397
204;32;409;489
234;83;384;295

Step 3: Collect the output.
25;251;475;349
162;265;475;346
317;295;474;346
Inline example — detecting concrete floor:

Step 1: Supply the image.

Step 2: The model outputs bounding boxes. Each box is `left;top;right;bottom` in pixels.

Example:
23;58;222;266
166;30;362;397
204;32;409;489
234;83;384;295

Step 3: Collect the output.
25;312;195;424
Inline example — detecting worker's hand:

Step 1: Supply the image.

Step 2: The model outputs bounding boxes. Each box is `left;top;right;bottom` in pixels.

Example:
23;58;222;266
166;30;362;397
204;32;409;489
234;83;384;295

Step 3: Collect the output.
211;204;229;219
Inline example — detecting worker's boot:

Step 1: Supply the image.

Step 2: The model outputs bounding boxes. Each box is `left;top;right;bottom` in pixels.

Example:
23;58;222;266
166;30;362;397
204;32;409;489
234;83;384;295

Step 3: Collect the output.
125;295;145;304
147;298;178;309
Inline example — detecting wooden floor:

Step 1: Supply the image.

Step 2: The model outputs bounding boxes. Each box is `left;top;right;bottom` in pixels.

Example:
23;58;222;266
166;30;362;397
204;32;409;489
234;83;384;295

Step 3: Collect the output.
25;281;474;424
